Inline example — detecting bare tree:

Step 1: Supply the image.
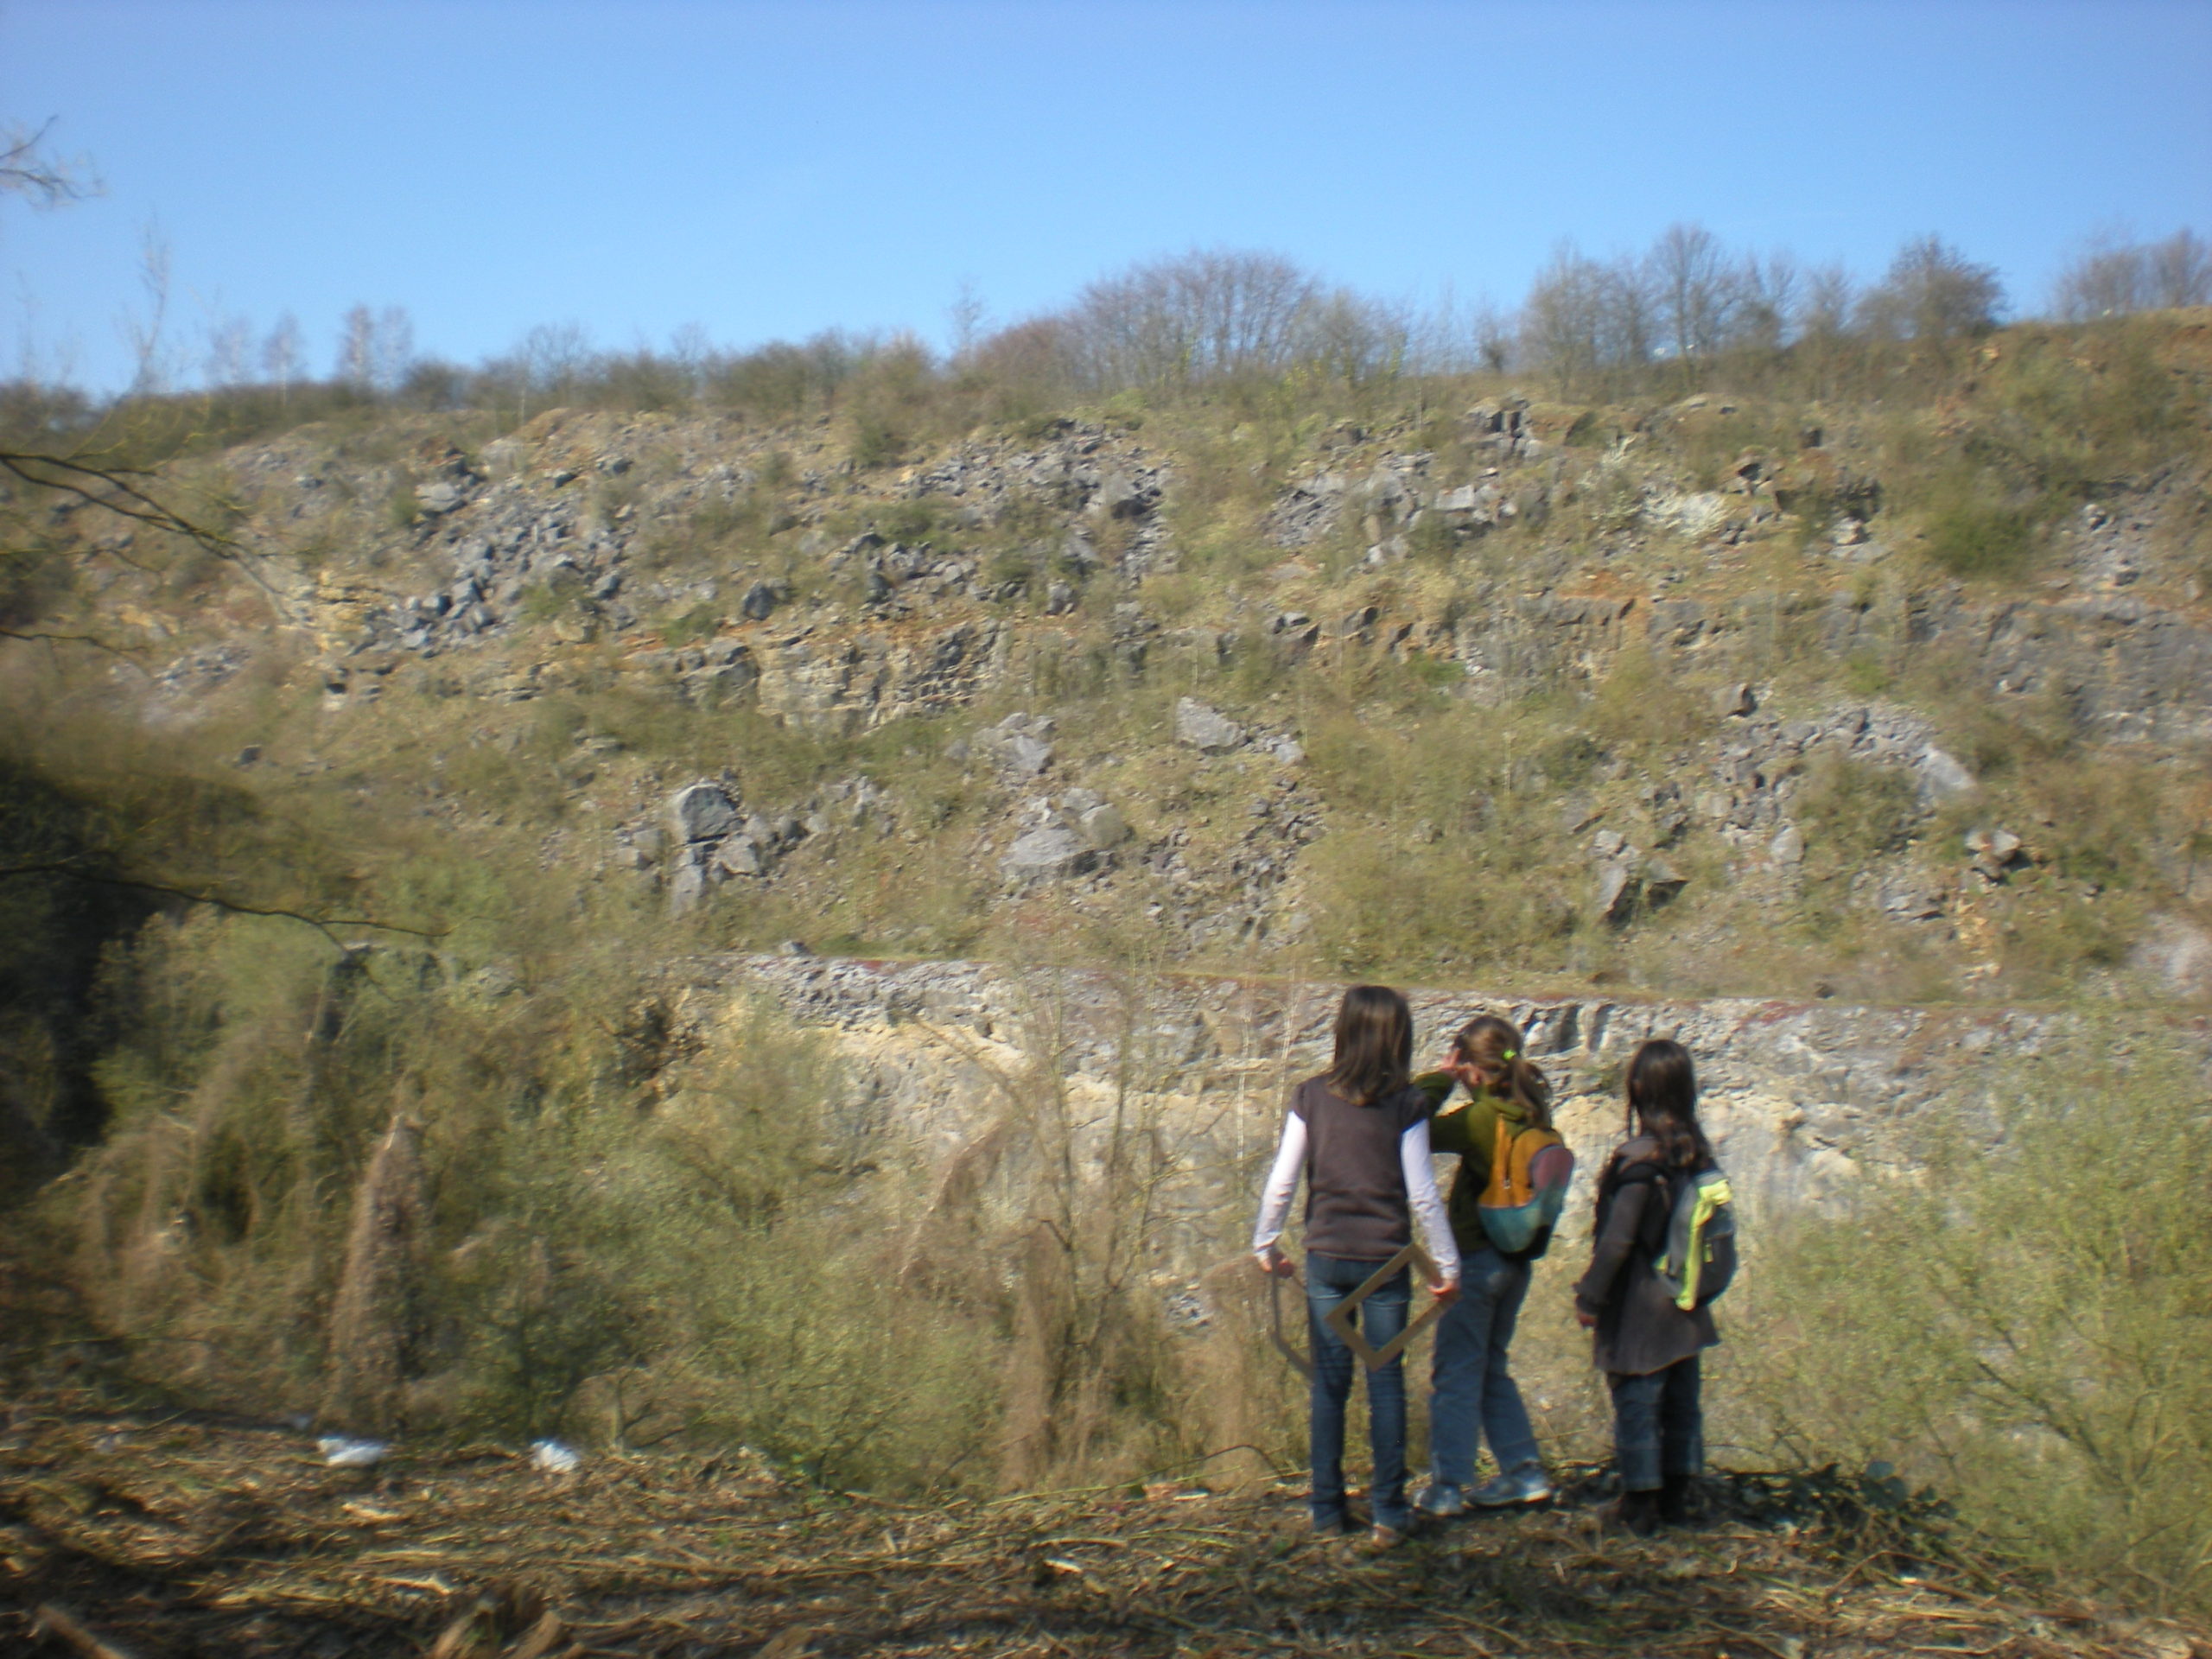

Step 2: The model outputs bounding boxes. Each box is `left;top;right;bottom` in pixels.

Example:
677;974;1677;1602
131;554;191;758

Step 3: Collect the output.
118;226;175;395
1651;221;1738;363
1859;234;2004;340
1066;249;1320;391
946;278;987;364
1796;262;1856;342
2146;230;2212;308
1733;251;1802;353
199;302;253;390
1596;252;1658;372
1471;298;1515;373
335;303;375;390
0;118;99;210
263;312;304;406
518;320;594;414
2056;228;2212;318
335;303;417;396
1522;241;1611;391
372;305;415;392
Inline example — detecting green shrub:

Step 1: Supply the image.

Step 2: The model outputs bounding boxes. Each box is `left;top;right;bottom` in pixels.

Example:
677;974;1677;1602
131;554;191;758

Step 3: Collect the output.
1728;1045;2212;1615
1795;753;1921;863
1923;494;2037;577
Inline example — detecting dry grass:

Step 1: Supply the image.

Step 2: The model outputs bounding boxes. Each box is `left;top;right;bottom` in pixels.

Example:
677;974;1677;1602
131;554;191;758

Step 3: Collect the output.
5;1384;2207;1658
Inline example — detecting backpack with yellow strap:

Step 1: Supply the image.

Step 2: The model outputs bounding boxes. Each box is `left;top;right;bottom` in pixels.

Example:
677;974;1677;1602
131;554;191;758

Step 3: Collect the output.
1476;1118;1574;1257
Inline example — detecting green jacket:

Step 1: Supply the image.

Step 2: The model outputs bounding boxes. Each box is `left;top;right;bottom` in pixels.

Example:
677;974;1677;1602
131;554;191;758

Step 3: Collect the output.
1414;1070;1539;1259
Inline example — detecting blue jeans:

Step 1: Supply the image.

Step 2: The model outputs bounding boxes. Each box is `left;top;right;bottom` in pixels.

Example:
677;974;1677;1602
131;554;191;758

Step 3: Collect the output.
1305;1252;1411;1529
1610;1355;1704;1491
1428;1246;1541;1489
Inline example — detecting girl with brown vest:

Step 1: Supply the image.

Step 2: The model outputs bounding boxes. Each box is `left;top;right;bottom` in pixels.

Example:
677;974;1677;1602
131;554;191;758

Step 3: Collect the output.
1253;985;1461;1545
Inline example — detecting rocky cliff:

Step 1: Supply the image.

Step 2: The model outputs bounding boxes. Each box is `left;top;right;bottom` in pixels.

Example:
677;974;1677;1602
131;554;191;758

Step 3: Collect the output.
671;950;2211;1281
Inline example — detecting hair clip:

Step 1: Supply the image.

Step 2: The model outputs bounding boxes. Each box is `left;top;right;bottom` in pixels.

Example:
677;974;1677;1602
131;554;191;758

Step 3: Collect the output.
1503;1049;1517;1061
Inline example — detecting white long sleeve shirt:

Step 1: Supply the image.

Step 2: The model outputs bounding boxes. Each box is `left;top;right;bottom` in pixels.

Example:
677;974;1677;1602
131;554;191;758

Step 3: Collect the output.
1252;1113;1460;1286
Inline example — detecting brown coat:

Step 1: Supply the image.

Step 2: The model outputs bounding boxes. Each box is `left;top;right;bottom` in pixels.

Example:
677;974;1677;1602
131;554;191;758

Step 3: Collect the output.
1573;1136;1719;1376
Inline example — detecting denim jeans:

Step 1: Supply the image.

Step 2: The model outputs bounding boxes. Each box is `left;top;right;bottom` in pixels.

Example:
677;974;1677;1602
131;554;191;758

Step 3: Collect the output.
1306;1252;1411;1529
1609;1355;1704;1492
1428;1245;1540;1489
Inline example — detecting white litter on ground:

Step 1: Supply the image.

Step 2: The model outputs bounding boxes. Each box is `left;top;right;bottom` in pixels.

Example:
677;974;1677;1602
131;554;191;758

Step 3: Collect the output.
530;1439;582;1473
317;1436;390;1467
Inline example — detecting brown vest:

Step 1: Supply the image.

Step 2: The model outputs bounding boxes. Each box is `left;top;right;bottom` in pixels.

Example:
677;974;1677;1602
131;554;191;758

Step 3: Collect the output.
1294;1076;1429;1261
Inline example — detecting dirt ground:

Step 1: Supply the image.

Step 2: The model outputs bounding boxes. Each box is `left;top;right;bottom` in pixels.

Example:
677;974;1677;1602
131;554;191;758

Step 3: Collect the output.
6;1385;2210;1659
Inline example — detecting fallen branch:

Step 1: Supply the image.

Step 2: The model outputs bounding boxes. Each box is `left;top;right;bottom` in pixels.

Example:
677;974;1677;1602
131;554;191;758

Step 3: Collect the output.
0;862;442;942
31;1604;144;1659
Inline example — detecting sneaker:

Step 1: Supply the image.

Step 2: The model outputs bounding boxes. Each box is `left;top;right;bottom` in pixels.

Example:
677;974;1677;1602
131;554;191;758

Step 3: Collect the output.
1359;1522;1407;1553
1310;1507;1351;1535
1414;1482;1468;1518
1469;1462;1554;1508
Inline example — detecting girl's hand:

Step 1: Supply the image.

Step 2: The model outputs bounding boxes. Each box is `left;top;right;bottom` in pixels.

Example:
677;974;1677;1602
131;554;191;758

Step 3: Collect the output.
1428;1275;1460;1306
1574;1307;1598;1329
1255;1244;1295;1279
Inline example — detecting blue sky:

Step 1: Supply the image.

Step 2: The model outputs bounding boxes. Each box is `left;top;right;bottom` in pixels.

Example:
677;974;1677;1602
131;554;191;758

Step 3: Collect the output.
4;0;2209;391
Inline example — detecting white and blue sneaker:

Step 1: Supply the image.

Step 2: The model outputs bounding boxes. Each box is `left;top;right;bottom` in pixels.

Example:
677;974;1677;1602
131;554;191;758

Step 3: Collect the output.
1469;1463;1554;1508
1414;1482;1469;1518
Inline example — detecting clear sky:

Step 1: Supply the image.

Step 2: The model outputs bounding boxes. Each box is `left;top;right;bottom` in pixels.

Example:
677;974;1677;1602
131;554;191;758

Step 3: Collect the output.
4;0;2209;391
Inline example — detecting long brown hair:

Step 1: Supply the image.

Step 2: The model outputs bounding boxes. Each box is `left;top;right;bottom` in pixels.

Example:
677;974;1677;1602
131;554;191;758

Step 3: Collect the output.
1452;1014;1553;1129
1327;985;1414;1107
1624;1039;1713;1171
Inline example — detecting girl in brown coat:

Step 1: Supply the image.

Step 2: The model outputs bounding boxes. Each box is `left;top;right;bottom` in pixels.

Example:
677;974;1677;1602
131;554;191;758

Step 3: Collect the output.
1573;1039;1719;1534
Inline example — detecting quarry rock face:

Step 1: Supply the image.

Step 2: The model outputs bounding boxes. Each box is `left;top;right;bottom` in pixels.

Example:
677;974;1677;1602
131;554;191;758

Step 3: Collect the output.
679;953;2212;1273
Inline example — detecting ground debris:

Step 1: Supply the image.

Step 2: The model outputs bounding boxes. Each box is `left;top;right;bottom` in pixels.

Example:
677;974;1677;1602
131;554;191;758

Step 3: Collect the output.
1;1406;2203;1657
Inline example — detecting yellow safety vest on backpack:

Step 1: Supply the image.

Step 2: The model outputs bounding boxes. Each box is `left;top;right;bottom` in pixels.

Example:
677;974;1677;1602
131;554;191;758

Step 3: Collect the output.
1477;1119;1574;1255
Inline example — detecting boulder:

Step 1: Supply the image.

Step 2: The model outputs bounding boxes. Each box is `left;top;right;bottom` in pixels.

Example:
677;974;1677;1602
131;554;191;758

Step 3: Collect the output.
1176;698;1244;753
973;713;1055;778
1597;860;1639;925
715;837;766;878
667;845;713;915
1090;471;1143;518
1077;804;1130;850
1001;824;1096;882
1916;745;1977;803
414;480;466;515
670;783;740;843
740;581;780;621
1643;857;1688;906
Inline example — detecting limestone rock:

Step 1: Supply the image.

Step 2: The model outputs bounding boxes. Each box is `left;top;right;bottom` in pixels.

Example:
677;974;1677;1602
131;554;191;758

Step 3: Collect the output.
715;836;766;878
1001;824;1096;882
1077;804;1130;850
972;712;1056;778
1597;860;1639;924
1175;698;1243;753
1643;856;1688;906
1915;744;1977;802
670;782;740;843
